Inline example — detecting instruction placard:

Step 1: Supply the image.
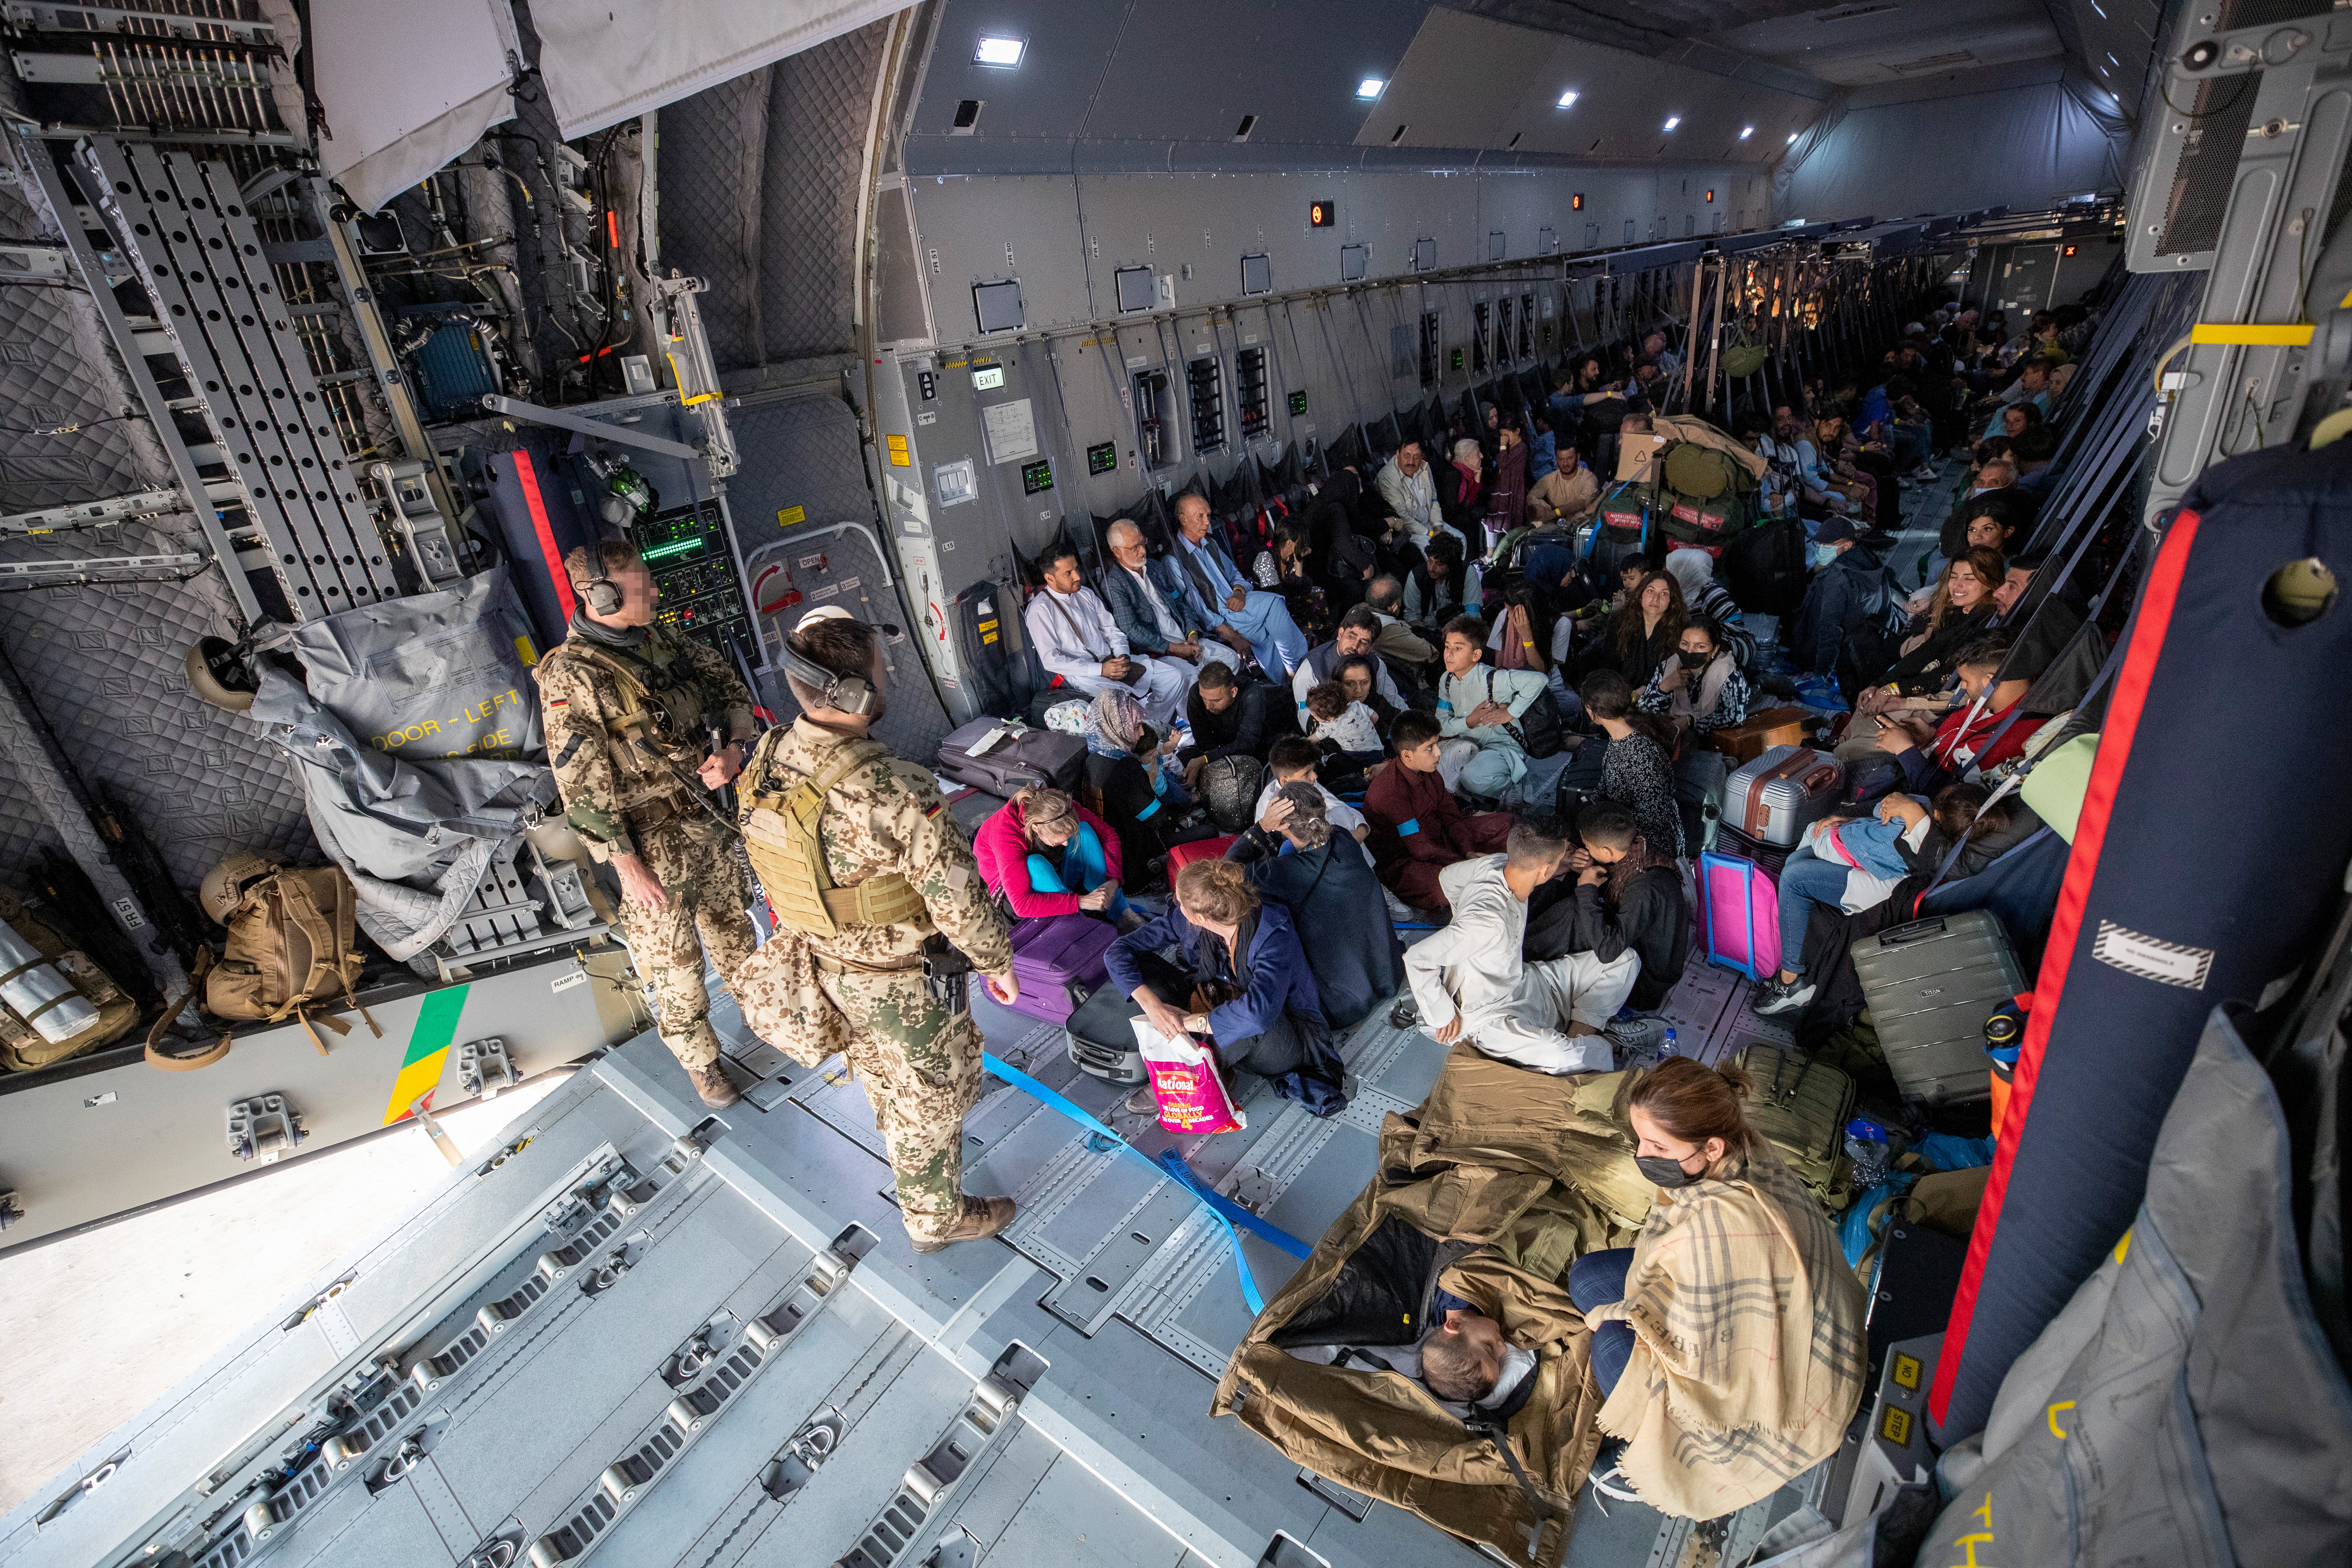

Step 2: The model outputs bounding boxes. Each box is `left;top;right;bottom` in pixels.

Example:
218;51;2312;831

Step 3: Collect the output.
981;398;1039;465
776;505;806;527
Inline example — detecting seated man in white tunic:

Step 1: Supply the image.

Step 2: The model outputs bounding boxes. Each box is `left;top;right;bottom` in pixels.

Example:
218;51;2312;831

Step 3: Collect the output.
1403;819;1639;1075
1022;544;1188;728
1433;614;1546;799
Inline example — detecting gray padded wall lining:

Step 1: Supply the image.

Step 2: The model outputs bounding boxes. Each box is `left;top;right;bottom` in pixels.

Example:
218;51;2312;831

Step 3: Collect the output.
724;394;956;766
0;738;64;895
0;141;176;512
0;522;316;897
656;21;886;372
757;23;886;364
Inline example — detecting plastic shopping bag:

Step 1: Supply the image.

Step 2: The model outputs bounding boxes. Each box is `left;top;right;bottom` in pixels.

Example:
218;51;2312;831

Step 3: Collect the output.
1131;1017;1246;1136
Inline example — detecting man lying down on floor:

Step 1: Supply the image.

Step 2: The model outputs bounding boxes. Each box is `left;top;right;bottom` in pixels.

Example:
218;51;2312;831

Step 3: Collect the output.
1213;1044;1864;1559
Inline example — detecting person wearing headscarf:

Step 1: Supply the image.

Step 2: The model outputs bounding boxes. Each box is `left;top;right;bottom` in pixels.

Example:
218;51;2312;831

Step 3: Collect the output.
1662;548;1756;671
1050;689;1209;888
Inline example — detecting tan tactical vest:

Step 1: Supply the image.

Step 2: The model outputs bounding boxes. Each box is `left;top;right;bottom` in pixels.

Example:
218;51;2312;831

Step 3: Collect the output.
545;638;713;807
739;734;927;941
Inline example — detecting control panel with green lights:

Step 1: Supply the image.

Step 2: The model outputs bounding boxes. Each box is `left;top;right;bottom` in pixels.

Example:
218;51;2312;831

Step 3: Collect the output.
630;499;755;666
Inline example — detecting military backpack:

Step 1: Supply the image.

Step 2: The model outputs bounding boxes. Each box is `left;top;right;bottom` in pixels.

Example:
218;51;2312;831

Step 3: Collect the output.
201;854;380;1053
0;886;140;1072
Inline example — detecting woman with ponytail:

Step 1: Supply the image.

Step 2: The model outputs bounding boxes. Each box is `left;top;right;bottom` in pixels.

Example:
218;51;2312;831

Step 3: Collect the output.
972;784;1138;929
1104;857;1345;1116
1569;1057;1865;1516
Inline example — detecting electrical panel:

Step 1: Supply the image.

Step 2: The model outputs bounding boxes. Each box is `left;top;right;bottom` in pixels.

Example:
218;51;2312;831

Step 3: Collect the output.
1235;346;1269;438
630;499;754;667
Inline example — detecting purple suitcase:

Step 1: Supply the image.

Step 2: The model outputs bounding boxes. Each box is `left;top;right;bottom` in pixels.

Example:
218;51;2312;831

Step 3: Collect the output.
1004;914;1116;1023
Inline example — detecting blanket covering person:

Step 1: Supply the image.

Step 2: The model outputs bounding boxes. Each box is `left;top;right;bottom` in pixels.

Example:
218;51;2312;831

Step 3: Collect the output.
1213;1047;1659;1564
1581;1137;1866;1519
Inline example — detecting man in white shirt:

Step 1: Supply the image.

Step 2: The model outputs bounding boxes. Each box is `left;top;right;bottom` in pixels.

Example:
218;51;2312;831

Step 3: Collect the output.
1403;823;1640;1075
1022;545;1188;726
1434;615;1545;798
1376;440;1460;552
1168;494;1309;677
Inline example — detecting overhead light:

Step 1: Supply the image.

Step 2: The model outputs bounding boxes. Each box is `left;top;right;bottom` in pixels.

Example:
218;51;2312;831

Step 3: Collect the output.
1557;89;1579;108
1357;77;1385;99
1787;131;1800;144
974;36;1025;66
2089;0;2105;12
1663;116;1681;131
1739;126;1755;139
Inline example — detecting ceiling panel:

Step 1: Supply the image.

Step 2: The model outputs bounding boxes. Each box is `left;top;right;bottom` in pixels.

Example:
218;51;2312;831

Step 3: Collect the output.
1702;0;2063;86
908;0;1130;141
1360;9;1821;161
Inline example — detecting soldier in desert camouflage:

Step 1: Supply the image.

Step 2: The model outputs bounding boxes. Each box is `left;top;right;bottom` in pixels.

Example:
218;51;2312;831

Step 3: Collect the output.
731;606;1022;1253
536;539;756;1109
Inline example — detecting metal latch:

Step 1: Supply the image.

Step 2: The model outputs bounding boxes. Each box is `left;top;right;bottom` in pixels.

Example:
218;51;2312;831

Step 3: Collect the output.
459;1036;517;1097
227;1094;304;1162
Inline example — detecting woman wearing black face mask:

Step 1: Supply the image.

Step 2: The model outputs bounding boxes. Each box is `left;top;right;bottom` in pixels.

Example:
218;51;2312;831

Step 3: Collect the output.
1565;1058;1865;1515
1635;617;1751;737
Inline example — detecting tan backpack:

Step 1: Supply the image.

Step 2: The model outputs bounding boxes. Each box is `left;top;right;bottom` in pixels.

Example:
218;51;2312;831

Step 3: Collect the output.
0;887;140;1072
201;856;380;1054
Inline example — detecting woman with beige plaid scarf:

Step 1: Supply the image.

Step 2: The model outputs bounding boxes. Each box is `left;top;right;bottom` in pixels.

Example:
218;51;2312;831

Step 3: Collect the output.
1572;1058;1868;1518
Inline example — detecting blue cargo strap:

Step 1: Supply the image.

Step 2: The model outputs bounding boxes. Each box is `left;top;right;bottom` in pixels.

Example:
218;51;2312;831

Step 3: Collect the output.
981;1051;1313;1314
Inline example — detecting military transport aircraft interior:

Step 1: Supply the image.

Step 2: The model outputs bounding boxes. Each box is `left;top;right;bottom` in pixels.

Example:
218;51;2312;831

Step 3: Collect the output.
2;2;2350;1566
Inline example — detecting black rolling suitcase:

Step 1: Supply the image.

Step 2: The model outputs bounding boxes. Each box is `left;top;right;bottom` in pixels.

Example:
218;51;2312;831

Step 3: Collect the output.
933;718;1086;799
1065;984;1147;1086
1849;911;2026;1105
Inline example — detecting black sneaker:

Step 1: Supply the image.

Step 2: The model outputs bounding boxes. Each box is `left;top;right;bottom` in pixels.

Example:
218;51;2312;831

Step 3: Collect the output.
1752;975;1816;1017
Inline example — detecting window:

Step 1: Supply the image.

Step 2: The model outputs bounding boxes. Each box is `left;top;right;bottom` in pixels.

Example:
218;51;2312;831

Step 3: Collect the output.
1488;230;1506;261
1471;302;1489;372
1340;242;1368;281
972;280;1023;333
1625;220;1636;244
1418;310;1440;389
1133;368;1172;470
1234;346;1269;438
1239;252;1272;296
1114;266;1154;314
1586;222;1600;250
1537;225;1556;255
1684;214;1696;236
1186;356;1225;454
1412;236;1436;271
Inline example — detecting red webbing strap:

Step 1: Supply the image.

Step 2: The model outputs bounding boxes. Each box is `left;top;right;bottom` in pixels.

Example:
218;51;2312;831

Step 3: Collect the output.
513;450;574;621
1926;507;2202;1426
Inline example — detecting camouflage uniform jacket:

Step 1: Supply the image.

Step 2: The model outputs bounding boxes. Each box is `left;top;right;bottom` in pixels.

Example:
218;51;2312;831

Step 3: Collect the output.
746;719;1014;975
536;625;754;861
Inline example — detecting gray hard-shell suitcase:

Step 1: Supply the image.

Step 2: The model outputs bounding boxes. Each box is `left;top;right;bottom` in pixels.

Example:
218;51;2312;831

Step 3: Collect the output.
1725;744;1843;847
1065;983;1147;1086
932;717;1086;799
1849;910;2026;1105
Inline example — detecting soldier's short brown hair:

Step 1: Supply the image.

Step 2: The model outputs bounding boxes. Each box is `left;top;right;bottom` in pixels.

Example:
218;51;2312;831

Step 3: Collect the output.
561;539;643;588
787;615;878;683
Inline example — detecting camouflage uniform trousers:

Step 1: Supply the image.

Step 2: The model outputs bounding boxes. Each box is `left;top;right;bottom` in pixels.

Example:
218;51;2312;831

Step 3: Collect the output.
615;814;757;1072
818;965;985;1242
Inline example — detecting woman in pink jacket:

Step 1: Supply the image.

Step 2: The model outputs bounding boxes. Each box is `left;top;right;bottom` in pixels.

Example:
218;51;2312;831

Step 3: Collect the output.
972;787;1135;927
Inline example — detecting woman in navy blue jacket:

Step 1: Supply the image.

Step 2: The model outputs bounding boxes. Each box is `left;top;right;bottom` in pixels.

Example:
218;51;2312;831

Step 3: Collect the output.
1106;857;1345;1114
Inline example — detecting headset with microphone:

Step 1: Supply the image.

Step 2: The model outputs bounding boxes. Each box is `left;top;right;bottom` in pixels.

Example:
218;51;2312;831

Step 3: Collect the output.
577;574;625;616
781;605;899;717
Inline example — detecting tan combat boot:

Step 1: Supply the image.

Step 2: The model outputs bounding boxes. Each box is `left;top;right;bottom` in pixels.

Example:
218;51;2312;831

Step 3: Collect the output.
689;1062;740;1109
909;1196;1016;1254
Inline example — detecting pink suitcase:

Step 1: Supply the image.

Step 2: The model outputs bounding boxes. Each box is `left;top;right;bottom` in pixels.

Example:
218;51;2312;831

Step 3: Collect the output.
1005;913;1117;1023
1697;851;1781;981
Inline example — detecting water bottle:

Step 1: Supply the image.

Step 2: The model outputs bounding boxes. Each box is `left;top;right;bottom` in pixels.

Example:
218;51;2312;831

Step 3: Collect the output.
1844;1117;1891;1188
1660;1027;1678;1059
